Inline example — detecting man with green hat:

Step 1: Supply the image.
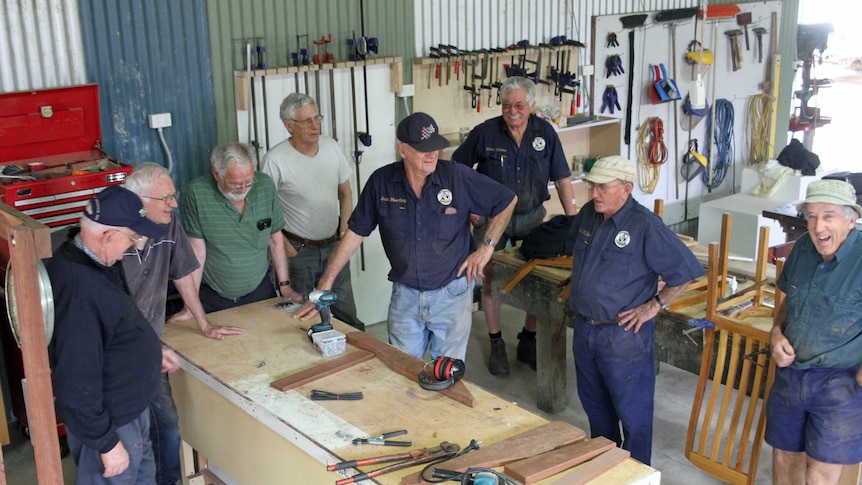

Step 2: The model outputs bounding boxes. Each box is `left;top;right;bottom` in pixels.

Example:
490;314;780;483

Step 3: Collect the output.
567;155;704;465
767;179;862;484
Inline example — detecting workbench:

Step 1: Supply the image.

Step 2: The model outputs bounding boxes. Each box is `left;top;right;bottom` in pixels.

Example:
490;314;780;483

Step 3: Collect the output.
161;298;660;484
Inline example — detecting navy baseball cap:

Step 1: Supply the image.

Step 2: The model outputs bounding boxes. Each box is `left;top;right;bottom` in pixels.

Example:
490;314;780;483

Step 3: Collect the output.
396;112;450;152
84;186;165;238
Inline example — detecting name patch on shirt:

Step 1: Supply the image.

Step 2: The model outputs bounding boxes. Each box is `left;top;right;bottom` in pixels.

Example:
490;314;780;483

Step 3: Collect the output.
532;137;546;151
437;189;453;206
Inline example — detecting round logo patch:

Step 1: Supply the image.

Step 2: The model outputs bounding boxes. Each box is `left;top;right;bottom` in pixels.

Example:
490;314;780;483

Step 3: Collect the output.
614;230;630;248
532;136;546;151
437;189;453;206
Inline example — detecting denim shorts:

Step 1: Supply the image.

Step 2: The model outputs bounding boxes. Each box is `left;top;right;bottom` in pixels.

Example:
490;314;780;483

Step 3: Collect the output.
765;365;862;464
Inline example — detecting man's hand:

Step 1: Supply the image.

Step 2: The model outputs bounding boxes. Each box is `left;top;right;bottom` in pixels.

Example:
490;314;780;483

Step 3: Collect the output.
101;441;130;478
457;245;495;284
280;285;304;303
469;213;481;226
285;242;299;258
617;300;660;333
856;367;862;387
161;349;180;373
293;301;319;321
200;324;246;340
769;327;796;367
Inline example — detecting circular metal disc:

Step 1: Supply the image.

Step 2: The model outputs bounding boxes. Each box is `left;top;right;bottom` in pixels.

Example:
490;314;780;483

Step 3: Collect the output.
5;260;54;347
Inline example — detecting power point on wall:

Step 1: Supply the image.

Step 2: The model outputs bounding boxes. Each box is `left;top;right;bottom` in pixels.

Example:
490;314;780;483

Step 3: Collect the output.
397;84;415;98
578;65;595;77
148;112;172;129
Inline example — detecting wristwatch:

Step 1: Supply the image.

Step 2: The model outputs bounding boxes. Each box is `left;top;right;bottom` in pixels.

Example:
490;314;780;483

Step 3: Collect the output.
654;293;669;311
482;237;495;247
278;280;291;287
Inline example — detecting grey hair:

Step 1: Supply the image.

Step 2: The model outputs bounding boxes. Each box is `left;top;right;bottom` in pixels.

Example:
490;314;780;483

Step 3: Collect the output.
211;143;256;177
499;76;536;105
279;93;318;121
798;203;858;221
123;162;170;195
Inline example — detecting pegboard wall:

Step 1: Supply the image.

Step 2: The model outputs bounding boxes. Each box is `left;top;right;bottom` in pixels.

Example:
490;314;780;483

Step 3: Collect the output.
590;1;781;210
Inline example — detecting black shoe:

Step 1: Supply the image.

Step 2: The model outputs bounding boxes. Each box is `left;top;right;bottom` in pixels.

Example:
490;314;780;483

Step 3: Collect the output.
488;339;510;375
516;332;537;371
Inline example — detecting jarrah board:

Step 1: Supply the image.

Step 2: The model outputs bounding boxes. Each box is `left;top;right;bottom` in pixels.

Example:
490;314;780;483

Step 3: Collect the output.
503;437;616;484
346;331;476;407
400;421;586;485
549;448;631;485
270;349;374;391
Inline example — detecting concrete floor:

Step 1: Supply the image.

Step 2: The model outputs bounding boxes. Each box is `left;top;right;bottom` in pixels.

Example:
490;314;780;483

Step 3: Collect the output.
0;303;772;484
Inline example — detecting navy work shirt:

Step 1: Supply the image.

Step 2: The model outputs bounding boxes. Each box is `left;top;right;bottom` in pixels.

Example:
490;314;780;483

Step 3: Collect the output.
348;159;515;291
452;115;571;214
568;197;704;321
777;229;862;369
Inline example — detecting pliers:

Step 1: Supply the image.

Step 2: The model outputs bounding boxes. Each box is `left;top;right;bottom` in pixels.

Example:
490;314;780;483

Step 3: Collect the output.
351;429;412;447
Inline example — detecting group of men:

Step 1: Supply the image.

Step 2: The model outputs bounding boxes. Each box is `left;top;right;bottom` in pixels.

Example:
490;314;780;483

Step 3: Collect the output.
46;75;860;483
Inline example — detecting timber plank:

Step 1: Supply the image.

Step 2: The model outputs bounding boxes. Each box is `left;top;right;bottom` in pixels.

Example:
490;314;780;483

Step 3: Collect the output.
400;421;586;485
549;448;631;485
270;349;374;391
346;332;476;407
503;437;616;484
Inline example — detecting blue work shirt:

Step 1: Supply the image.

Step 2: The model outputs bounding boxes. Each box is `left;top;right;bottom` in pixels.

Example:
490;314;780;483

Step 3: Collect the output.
452;115;571;214
777;229;862;369
567;197;704;320
348;159;515;291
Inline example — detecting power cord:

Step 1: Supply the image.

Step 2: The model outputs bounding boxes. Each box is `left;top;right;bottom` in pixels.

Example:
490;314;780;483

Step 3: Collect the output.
419;439;482;483
702;98;735;191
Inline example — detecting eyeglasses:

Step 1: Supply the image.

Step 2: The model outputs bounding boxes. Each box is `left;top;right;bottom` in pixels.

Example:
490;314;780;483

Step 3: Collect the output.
142;192;179;204
501;102;530;111
289;115;324;127
585;181;624;194
108;230;144;244
226;181;255;191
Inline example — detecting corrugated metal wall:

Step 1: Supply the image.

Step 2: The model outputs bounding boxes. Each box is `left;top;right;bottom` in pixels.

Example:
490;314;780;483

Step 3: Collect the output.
207;0;414;143
0;0;87;91
78;0;217;188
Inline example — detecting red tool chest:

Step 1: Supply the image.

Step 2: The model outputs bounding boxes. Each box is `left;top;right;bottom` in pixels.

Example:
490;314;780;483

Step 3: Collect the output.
0;84;132;229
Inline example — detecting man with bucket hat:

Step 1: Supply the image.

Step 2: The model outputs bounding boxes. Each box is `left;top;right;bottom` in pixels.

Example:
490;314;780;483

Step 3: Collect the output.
298;112;516;361
48;186;180;483
567;155;703;465
767;179;862;484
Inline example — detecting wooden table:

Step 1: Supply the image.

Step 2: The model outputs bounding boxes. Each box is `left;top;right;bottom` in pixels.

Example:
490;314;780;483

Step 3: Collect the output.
161;298;660;484
489;248;571;414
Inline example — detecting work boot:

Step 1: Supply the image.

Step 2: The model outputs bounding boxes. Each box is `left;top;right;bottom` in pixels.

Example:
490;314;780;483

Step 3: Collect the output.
488;339;510;375
516;331;537;371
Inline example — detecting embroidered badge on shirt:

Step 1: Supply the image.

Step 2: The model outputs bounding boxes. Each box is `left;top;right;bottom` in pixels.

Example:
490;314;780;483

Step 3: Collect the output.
614;230;630;248
437;189;453;206
532;136;546;151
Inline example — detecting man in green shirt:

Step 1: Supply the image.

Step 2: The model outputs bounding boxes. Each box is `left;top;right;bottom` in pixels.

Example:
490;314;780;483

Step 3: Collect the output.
180;143;301;312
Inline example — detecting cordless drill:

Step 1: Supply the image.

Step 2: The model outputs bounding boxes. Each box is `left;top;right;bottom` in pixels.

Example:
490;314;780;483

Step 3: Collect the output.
306;289;338;340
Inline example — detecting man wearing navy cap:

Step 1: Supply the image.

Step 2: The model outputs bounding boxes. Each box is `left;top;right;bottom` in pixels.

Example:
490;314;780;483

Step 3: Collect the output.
48;186;180;483
298;112;517;361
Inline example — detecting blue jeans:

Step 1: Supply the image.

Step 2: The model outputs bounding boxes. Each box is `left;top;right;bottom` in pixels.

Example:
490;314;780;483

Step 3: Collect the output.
387;277;474;361
150;373;181;485
68;409;155;484
573;316;656;465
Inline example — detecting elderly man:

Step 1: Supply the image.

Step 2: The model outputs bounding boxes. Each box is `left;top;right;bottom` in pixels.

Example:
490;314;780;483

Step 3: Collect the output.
261;93;363;330
48;186;179;483
298;112;516;361
767;179;862;485
122;163;244;485
181;143;300;312
453;76;576;375
567;156;703;465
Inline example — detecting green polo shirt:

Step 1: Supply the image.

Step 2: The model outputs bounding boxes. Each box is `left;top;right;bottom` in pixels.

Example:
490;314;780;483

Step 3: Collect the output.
181;172;284;299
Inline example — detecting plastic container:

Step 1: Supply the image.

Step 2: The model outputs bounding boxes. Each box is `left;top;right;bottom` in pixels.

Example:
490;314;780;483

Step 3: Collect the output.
312;329;346;358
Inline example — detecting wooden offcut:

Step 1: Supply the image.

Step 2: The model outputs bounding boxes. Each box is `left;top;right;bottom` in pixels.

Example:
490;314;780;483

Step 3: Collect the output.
549;448;631;484
346;331;476;408
400;421;586;484
269;349;374;392
503;437;616;484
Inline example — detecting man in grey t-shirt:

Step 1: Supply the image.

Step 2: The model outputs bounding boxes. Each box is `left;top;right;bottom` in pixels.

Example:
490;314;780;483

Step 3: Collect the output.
262;93;363;330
